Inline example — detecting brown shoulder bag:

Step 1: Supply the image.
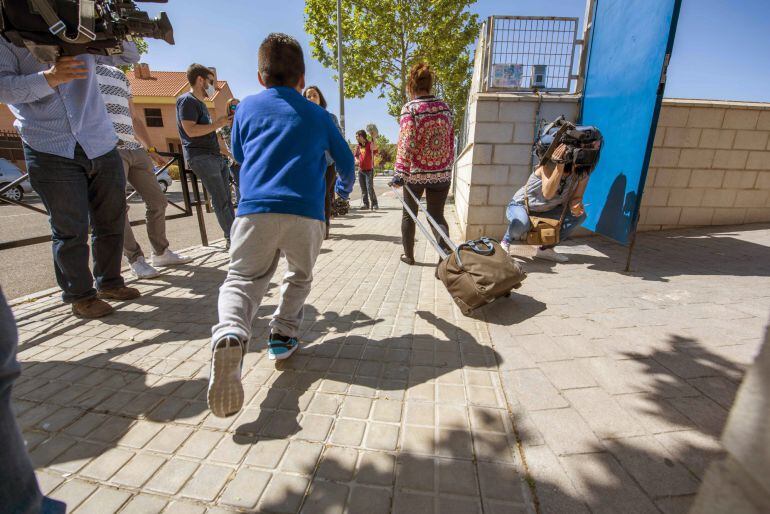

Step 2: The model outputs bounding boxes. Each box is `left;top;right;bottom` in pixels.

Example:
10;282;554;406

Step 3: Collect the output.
524;182;576;247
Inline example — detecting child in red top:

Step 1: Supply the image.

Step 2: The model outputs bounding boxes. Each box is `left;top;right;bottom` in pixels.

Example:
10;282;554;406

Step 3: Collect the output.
355;130;378;210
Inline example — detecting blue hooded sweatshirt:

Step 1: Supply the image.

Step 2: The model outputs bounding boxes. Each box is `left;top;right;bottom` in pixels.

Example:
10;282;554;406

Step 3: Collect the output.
231;86;355;221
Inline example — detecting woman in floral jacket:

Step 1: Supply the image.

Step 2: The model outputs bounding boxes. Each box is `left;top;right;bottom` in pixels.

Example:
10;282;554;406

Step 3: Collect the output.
392;62;455;265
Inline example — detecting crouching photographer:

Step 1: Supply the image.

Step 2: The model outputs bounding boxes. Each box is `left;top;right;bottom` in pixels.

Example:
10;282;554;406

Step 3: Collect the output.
502;118;603;263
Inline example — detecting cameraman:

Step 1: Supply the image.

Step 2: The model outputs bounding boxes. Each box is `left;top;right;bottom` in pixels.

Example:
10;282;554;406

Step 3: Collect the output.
501;144;590;263
0;39;141;317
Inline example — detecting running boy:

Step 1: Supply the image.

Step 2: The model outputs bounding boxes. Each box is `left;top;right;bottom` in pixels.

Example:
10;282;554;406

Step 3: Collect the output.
207;33;355;418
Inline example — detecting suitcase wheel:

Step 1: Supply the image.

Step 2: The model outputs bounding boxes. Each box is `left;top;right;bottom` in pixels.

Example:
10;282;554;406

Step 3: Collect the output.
512;282;523;290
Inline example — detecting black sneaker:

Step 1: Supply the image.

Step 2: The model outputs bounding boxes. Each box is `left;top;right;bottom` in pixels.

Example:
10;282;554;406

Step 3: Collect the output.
361;204;370;210
267;332;299;361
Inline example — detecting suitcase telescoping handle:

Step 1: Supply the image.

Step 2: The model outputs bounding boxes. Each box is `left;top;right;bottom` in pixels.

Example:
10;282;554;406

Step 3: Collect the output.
401;185;459;253
390;184;451;259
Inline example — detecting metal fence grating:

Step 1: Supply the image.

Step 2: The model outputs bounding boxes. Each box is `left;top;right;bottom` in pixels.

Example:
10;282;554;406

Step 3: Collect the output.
483;16;579;92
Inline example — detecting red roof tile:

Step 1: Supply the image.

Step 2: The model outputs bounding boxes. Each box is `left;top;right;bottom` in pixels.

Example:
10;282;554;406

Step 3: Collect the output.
128;71;228;99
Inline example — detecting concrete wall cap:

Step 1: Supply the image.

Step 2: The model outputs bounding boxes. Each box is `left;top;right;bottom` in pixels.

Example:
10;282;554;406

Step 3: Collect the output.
663;98;770;111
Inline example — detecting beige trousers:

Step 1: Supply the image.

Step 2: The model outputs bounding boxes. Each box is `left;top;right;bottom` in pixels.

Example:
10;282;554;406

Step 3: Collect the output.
120;148;169;263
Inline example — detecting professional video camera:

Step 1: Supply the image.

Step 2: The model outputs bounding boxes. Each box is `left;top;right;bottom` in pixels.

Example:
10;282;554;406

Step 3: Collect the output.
534;116;603;177
0;0;173;63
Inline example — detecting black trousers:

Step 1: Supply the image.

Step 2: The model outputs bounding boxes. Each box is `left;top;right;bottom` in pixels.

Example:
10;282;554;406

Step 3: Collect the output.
401;182;451;260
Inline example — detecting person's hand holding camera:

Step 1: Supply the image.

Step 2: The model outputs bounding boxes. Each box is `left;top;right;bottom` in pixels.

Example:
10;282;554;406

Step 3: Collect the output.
551;144;569;171
44;57;89;88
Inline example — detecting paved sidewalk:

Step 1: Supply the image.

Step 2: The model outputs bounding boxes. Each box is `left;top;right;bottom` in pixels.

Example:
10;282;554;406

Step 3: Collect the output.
9;185;770;513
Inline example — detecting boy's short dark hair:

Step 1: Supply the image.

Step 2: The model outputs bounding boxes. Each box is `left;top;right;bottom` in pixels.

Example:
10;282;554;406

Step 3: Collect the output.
187;63;213;86
258;33;305;88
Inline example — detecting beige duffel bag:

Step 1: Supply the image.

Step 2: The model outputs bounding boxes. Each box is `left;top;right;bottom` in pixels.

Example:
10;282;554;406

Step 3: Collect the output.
392;184;526;316
436;238;526;315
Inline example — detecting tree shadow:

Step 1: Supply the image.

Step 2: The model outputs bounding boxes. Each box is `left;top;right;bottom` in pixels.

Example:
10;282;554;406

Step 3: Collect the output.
517;334;754;514
254;427;532;513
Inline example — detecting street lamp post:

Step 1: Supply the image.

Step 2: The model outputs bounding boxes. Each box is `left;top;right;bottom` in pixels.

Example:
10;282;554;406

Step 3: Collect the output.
336;0;345;137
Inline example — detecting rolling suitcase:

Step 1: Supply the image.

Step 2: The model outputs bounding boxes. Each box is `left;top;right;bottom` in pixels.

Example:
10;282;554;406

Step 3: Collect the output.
391;185;526;316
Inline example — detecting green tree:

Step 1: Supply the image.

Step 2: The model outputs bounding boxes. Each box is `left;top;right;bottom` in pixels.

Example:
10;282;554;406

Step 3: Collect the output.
304;0;479;130
118;37;149;73
374;134;395;170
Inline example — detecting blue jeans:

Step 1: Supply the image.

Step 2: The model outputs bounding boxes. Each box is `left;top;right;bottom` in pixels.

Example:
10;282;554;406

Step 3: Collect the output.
504;201;586;249
188;154;235;240
25;144;126;303
0;290;66;514
358;170;377;208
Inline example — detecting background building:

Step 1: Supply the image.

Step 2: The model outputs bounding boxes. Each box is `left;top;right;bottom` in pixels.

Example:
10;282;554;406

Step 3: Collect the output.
0;63;235;169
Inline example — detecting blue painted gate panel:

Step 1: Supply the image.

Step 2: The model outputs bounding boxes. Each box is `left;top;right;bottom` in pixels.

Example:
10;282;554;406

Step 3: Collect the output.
580;0;682;243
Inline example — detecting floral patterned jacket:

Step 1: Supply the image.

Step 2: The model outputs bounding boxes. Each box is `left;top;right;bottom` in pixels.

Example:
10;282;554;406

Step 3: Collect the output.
394;96;454;184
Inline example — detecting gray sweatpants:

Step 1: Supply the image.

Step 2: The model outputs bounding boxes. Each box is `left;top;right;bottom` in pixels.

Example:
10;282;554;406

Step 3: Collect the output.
211;213;325;348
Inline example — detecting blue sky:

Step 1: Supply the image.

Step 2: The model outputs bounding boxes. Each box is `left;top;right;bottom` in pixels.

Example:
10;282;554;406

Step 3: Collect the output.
140;0;770;141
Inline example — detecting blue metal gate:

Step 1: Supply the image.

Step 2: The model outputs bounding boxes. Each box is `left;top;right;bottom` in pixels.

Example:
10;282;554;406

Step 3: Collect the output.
579;0;682;244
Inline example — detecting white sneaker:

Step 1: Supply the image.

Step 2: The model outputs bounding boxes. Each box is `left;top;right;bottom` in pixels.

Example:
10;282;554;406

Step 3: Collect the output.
535;247;569;263
130;257;161;279
152;248;193;267
207;335;245;418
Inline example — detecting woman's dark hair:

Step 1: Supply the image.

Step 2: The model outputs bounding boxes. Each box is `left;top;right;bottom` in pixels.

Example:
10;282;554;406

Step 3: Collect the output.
408;62;434;95
258;33;305;88
186;63;213;86
356;130;368;142
303;85;327;109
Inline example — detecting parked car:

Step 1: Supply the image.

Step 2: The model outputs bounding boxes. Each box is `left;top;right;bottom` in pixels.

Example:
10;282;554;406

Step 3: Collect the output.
126;166;173;194
155;166;173;193
0;158;32;203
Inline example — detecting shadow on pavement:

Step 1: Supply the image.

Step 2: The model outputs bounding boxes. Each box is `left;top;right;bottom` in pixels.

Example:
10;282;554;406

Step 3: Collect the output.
257;427;531;513
233;310;500;442
519;334;746;513
329;232;401;244
569;224;770;282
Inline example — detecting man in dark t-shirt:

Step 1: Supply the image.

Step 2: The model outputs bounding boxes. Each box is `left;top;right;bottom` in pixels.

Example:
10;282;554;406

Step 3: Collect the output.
176;63;235;246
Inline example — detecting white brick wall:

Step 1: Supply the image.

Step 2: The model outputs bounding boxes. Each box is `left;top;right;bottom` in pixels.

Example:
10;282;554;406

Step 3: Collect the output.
641;99;770;230
453;93;579;239
455;96;770;238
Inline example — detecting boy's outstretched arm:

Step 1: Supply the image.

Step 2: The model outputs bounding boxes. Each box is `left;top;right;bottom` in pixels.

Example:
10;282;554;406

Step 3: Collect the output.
326;116;355;199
